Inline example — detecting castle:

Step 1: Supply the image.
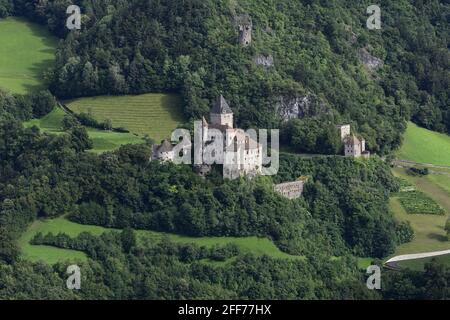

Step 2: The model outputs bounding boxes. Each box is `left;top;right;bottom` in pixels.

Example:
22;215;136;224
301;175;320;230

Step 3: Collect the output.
152;95;263;180
200;95;262;179
152;108;369;185
336;124;370;158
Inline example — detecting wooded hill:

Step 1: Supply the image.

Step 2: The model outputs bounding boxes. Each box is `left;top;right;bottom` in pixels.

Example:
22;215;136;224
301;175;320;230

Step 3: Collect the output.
2;0;448;154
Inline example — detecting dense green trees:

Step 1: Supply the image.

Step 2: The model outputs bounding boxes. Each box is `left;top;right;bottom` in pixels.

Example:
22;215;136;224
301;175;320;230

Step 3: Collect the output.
23;230;378;300
2;228;449;300
0;89;55;121
0;0;13;18
276;154;401;257
383;259;450;300
281;117;342;154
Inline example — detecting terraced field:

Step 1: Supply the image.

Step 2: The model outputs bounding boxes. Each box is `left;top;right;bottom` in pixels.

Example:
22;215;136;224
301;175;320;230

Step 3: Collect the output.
65;94;185;142
0;17;57;94
24;107;144;153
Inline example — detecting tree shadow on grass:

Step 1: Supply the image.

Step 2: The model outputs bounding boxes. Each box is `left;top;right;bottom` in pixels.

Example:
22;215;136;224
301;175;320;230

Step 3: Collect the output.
24;16;59;50
427;233;448;242
160;94;186;122
21;58;55;93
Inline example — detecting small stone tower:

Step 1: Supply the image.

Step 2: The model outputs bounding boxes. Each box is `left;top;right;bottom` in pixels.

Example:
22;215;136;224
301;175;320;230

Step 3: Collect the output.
237;14;252;47
210;95;233;128
336;124;351;141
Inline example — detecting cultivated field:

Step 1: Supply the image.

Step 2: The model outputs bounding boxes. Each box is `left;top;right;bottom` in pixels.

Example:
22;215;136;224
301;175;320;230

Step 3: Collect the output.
397;122;450;167
0;17;57;94
396;188;445;216
24;107;144;153
65;94;185;142
19;217;302;265
390;168;450;259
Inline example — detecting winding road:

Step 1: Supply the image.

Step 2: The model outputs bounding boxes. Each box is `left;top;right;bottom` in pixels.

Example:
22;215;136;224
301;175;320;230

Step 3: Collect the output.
385;249;450;269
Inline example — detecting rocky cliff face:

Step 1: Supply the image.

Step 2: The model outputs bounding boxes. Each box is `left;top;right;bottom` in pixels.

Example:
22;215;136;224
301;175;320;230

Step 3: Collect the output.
253;54;274;68
276;94;330;121
358;48;384;71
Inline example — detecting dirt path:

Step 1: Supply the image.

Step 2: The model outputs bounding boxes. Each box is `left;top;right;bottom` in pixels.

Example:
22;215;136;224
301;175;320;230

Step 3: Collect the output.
394;159;450;170
394;160;450;177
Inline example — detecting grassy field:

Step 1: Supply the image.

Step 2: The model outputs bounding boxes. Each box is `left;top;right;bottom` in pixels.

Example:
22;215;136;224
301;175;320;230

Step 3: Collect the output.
428;174;450;195
24;107;144;153
390;168;450;258
18;218;110;264
65;94;185;142
397;122;450;167
18;217;303;265
0;17;57;94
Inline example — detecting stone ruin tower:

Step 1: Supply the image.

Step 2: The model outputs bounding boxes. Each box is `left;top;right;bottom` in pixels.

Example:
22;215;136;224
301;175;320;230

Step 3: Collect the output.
236;14;252;47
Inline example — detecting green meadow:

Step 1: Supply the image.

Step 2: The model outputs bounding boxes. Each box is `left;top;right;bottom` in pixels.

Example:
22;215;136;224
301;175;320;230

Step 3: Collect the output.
65;94;186;142
0;17;57;94
19;217;303;265
24;107;144;153
397;122;450;167
18;218;106;265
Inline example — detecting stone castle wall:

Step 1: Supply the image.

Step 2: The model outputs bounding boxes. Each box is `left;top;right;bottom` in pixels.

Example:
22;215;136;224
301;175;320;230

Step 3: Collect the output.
274;180;305;199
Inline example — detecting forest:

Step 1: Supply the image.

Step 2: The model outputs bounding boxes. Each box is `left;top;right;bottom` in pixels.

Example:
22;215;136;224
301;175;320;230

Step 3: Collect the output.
0;0;448;300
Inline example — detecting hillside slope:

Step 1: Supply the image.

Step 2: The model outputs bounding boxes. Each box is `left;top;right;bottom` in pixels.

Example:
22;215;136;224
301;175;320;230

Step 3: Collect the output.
7;0;448;154
0;17;56;94
397;122;450;167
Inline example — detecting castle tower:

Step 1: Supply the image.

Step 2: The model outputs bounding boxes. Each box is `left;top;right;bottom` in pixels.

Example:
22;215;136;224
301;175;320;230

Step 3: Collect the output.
239;23;252;46
210;95;233;128
344;135;362;158
336;124;351;141
237;14;252;47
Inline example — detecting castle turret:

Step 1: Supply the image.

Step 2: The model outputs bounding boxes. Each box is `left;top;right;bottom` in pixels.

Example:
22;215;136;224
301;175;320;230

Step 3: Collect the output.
210;95;233;128
336;124;351;141
236;14;252;47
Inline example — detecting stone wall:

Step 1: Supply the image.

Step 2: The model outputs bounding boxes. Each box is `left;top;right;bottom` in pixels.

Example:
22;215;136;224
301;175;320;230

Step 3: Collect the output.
274;180;305;199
